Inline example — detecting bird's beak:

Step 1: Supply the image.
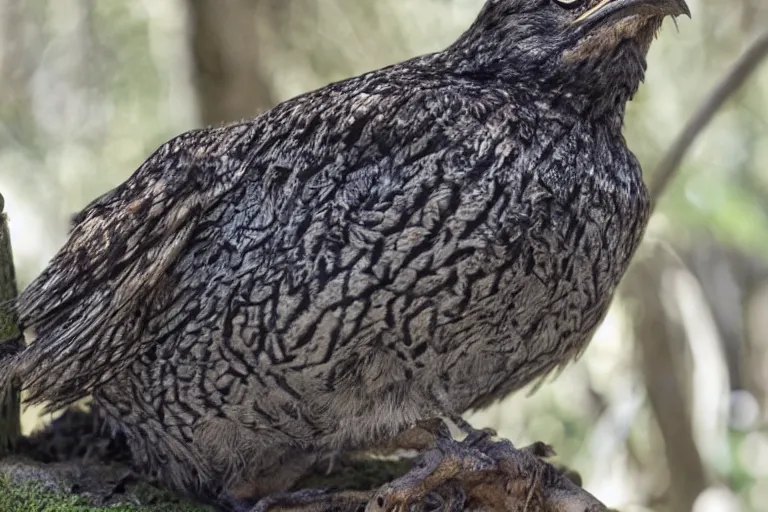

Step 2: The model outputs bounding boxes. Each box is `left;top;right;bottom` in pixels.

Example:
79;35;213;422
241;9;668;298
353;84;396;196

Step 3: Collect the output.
572;0;691;29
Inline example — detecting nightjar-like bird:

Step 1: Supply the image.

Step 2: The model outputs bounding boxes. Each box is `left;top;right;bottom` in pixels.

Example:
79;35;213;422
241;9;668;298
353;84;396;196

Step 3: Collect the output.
2;0;689;510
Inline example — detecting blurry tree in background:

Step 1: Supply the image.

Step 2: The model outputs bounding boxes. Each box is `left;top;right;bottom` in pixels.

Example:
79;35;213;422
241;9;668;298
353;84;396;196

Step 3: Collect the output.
1;1;767;511
187;0;282;124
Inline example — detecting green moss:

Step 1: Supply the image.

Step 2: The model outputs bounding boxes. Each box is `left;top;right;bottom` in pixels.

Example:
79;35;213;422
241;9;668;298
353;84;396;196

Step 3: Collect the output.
0;476;211;512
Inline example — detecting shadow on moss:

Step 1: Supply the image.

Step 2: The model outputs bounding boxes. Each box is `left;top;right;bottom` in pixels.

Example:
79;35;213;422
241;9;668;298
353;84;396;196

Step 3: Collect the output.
0;474;210;512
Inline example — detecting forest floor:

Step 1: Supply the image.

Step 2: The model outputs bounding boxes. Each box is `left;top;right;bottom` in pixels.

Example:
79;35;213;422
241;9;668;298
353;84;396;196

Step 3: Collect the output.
0;462;209;512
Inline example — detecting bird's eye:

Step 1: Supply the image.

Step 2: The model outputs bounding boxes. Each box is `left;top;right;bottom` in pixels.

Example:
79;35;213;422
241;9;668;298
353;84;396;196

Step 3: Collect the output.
553;0;585;8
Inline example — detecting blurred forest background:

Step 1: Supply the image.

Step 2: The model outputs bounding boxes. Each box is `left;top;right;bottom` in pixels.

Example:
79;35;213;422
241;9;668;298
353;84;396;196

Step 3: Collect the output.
1;0;767;511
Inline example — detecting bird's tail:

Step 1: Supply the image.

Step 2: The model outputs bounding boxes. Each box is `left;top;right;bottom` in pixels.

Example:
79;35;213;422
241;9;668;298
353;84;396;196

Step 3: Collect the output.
8;287;159;414
2;126;251;413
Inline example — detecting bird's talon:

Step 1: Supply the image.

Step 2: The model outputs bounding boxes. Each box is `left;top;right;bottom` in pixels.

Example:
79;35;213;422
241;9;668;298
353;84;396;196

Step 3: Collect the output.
367;495;400;512
463;427;496;448
249;489;331;512
521;441;557;459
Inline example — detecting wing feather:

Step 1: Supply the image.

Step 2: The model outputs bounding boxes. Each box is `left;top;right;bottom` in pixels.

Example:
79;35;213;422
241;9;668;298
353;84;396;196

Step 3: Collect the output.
4;122;256;411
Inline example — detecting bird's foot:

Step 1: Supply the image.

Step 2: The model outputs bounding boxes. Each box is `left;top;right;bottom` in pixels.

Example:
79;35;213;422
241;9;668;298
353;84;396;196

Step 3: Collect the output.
366;453;471;512
368;420;608;512
449;415;498;444
231;488;371;512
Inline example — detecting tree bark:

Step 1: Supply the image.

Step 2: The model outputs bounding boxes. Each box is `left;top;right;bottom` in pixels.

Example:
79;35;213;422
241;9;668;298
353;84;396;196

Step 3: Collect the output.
0;191;21;457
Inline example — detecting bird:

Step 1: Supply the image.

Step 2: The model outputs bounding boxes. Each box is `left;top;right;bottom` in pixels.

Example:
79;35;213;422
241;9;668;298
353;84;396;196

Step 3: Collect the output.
1;0;689;510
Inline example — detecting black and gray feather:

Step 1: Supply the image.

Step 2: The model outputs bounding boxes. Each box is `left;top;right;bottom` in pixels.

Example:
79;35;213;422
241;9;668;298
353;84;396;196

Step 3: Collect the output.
2;0;686;504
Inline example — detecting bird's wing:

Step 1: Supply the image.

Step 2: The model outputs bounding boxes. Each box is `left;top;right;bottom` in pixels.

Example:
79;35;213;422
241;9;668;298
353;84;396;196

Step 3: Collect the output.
7;123;257;411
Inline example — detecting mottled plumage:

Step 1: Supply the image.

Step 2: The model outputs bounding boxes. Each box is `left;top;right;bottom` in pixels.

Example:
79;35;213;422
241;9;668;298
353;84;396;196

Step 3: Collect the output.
3;0;689;508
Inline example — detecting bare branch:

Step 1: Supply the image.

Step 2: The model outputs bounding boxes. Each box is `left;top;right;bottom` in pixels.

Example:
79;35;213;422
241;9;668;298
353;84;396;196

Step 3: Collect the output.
650;30;768;206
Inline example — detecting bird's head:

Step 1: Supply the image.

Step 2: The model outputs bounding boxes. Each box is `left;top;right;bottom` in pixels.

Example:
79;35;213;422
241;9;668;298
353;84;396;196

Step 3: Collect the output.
449;0;690;112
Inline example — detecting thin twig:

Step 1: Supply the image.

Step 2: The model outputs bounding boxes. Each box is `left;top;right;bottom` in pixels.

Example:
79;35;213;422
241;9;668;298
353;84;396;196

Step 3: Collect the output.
650;30;768;206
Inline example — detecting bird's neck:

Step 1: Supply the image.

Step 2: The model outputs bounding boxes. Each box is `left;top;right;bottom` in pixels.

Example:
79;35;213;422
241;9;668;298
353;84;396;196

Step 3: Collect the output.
552;90;630;134
558;46;649;123
440;43;645;131
443;8;552;79
442;4;650;126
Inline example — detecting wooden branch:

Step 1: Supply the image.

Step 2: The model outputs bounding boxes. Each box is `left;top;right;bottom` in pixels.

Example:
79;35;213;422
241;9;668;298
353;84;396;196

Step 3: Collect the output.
0;191;21;457
649;30;768;206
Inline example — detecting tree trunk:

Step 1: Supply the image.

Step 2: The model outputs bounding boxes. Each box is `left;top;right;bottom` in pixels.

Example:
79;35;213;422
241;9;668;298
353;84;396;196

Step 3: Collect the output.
0;192;21;457
622;247;709;512
186;0;288;126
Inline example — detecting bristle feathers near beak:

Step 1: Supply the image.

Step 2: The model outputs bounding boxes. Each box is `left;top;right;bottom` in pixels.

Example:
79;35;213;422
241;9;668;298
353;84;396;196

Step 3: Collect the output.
572;0;691;27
